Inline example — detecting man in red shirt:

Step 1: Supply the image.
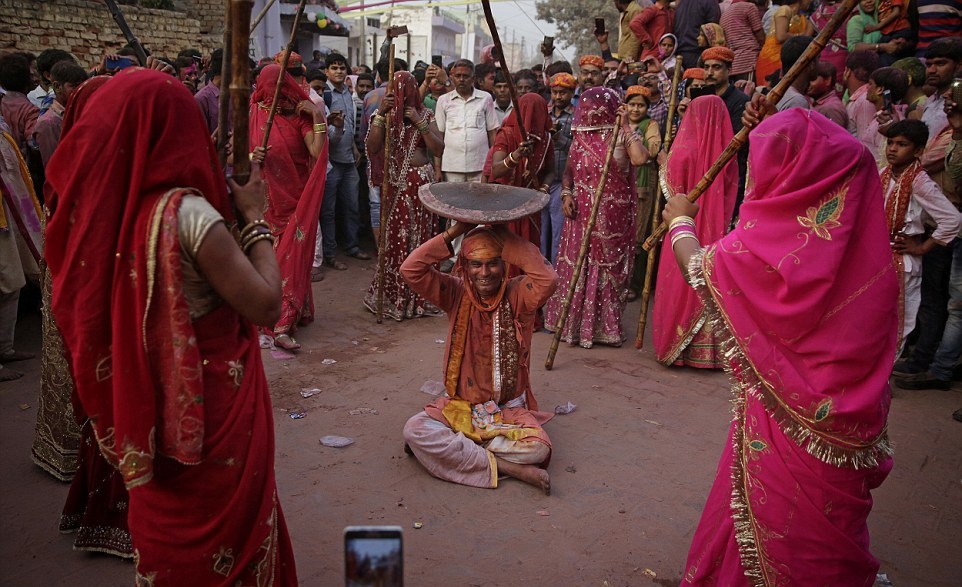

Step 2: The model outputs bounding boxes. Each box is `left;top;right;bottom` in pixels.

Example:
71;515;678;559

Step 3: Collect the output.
631;0;675;60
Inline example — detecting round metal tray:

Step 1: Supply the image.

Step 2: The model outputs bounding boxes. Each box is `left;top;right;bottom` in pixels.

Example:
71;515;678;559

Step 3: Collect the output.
418;182;549;224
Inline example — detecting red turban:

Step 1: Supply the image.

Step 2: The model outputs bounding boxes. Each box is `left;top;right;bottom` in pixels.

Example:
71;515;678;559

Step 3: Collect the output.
683;68;706;81
579;55;605;69
549;73;577;89
700;46;735;65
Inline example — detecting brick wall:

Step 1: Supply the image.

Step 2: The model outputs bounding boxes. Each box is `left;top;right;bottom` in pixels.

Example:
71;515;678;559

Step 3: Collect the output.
0;0;222;68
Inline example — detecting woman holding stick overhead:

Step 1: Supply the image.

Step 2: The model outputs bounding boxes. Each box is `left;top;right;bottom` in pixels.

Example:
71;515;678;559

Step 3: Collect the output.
46;68;297;585
651;96;736;368
666;109;895;585
249;64;329;351
543;87;650;348
364;71;444;321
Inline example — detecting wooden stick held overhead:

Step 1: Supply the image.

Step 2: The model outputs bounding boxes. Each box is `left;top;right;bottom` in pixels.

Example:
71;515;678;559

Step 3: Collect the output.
641;0;860;251
228;0;254;184
250;0;279;34
376;41;400;324
480;0;527;140
259;0;309;151
635;56;684;350
103;0;148;65
217;0;232;167
545;113;624;371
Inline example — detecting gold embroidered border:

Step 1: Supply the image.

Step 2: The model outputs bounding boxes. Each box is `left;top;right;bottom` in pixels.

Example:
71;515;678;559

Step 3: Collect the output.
700;246;893;470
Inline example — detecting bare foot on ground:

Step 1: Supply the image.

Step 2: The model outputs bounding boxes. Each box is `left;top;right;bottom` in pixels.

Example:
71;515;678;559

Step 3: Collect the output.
496;458;550;495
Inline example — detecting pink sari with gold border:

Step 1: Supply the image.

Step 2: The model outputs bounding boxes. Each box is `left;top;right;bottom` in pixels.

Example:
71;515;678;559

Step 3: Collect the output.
681;110;896;586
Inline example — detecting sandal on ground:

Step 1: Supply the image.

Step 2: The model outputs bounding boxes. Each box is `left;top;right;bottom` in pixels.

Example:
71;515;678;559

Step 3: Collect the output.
626;290;639;302
274;334;301;351
0;350;34;363
347;250;372;260
323;257;348;271
311;267;325;282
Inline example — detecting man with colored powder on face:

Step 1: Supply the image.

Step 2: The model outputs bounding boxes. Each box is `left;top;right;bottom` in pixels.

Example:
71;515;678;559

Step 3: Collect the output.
399;222;559;494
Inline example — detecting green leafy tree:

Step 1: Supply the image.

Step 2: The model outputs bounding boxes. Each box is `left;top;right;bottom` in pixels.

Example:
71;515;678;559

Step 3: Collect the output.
535;0;621;60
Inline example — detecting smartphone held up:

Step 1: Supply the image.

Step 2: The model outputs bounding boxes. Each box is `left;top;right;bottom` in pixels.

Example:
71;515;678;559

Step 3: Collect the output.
345;526;403;587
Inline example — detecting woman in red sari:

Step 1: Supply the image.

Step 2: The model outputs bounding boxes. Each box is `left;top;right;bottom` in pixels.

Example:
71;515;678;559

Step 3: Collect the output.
544;87;650;348
483;92;554;253
250;64;329;351
651;96;736;368
363;71;444;321
664;109;895;586
46;68;297;585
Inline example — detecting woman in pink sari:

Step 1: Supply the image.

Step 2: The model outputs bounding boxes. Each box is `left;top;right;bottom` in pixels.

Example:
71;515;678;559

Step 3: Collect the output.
250;64;329;350
664;109;896;586
544;87;650;347
652;96;736;368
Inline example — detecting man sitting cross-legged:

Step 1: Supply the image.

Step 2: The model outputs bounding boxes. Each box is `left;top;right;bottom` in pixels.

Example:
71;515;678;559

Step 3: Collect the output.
400;222;558;494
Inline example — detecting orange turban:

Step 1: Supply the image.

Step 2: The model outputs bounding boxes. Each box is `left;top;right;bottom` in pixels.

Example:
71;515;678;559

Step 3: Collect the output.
700;46;735;64
274;50;304;69
579;55;605;69
625;85;652;100
549;72;578;89
461;227;504;261
683;68;706;81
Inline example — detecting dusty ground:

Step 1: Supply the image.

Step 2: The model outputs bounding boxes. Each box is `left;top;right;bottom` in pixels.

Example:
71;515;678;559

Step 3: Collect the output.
1;256;960;586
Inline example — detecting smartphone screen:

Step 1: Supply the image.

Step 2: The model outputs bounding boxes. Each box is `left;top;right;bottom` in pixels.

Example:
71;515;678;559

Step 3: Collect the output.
105;56;135;71
594;18;606;35
542;36;554;54
882;89;892;111
345;526;403;587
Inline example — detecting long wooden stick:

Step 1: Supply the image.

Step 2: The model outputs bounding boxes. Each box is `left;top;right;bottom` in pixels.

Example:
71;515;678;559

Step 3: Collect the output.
480;0;526;140
545;113;623;370
103;0;148;65
217;0;232;167
635;57;684;350
375;43;398;324
229;0;254;184
641;0;859;251
250;0;279;34
259;0;308;151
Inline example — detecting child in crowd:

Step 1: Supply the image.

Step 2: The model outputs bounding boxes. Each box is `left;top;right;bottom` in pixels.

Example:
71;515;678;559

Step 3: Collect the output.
881;120;961;353
858;66;908;166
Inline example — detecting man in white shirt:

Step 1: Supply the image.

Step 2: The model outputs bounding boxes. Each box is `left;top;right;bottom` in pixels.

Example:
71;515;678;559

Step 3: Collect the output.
434;59;499;184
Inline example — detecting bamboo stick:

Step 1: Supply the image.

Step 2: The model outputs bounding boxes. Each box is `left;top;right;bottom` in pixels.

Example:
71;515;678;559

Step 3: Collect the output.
545;113;624;370
217;0;232;167
258;0;309;151
375;43;398;324
229;0;254;184
480;0;527;140
642;0;860;251
635;56;684;349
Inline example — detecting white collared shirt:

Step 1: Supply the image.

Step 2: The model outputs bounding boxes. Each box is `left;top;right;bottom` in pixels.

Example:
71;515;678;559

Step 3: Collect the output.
435;88;500;173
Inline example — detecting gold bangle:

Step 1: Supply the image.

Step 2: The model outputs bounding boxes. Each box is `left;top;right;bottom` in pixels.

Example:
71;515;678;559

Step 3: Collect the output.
240;219;270;241
668;215;696;230
242;232;274;254
240;227;272;249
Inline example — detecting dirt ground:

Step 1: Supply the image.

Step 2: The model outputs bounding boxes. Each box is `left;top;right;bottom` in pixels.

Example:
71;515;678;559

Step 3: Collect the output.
1;256;960;586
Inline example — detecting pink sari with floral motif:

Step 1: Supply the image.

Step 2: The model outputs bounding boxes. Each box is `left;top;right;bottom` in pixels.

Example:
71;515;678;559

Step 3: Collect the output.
681;110;896;586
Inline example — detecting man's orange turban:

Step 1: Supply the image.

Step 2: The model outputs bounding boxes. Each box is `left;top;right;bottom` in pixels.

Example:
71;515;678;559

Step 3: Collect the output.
461;227;504;261
549;73;578;89
700;47;735;65
683;68;706;81
579;55;605;69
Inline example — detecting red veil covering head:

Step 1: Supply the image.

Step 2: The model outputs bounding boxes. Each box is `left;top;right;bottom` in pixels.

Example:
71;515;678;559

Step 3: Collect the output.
483;92;553;188
45;68;234;488
652;95;737;366
251;64;309;112
701;108;897;464
367;71;427;188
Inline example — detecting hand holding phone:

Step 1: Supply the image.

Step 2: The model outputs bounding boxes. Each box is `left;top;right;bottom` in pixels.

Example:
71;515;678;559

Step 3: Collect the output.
594;18;606;36
541;36;555;57
882;89;892;112
432;55;443;68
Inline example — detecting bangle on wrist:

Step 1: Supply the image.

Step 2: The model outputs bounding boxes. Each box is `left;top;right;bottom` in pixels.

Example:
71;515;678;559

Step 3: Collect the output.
313;123;327;134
